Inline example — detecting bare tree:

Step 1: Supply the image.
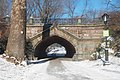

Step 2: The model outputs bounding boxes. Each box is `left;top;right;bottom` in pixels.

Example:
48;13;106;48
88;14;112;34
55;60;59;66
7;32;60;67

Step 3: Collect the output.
84;9;98;24
110;0;120;10
0;0;3;16
26;0;37;20
0;0;5;16
103;0;120;11
26;0;65;23
1;0;79;24
6;0;26;61
107;11;120;49
65;0;78;18
0;0;12;17
108;11;120;40
0;17;8;54
80;0;89;18
0;0;11;54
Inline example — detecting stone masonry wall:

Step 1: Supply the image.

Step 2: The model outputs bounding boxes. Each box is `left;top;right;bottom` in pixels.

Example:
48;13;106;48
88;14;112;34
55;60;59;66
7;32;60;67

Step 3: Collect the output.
59;25;103;39
26;25;43;38
26;25;103;60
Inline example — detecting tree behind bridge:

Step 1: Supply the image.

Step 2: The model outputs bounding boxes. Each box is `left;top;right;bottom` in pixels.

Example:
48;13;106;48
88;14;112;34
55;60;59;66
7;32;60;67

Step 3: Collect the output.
26;0;65;23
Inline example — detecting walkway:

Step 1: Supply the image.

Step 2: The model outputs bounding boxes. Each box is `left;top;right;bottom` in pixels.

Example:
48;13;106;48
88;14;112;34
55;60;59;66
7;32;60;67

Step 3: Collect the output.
0;56;120;80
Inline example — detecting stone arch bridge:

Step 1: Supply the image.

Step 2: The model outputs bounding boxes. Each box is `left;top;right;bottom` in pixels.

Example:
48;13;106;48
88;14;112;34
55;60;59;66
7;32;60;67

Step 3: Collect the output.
26;24;103;60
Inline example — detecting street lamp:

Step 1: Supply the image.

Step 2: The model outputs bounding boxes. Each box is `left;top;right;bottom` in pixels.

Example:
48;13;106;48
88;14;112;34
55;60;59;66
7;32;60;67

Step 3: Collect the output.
102;13;109;26
102;13;110;65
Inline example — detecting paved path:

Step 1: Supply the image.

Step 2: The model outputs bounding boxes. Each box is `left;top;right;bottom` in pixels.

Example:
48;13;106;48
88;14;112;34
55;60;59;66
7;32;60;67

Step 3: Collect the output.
22;58;92;80
1;57;120;80
47;59;92;80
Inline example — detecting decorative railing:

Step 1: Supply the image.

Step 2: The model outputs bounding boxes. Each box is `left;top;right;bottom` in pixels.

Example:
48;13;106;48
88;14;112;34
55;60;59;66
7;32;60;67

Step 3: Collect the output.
27;18;103;25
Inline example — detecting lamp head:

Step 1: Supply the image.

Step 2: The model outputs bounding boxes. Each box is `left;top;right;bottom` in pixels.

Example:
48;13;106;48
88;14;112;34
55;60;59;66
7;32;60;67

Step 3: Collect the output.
102;13;109;25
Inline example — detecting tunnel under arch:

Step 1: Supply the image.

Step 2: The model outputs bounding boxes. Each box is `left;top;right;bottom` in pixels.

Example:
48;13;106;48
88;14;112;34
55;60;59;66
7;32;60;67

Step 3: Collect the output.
34;35;76;59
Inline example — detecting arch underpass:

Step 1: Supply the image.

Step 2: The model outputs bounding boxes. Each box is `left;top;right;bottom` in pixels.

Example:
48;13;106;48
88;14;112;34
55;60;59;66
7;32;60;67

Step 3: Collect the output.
34;35;76;59
28;25;103;60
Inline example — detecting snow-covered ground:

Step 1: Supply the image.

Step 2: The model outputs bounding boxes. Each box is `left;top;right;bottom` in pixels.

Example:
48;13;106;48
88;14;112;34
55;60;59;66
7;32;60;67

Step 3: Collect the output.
0;55;120;80
47;47;66;57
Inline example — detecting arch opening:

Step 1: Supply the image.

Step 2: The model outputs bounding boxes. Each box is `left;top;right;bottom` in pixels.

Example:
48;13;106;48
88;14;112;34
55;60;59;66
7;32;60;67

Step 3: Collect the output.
34;36;76;59
46;43;66;57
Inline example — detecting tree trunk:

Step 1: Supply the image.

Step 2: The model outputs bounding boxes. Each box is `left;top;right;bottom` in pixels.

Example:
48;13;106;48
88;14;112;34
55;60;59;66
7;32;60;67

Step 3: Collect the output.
6;0;26;61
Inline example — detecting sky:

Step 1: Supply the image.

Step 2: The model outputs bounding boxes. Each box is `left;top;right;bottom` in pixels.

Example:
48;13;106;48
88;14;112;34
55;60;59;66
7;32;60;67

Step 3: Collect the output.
70;0;117;17
3;0;118;18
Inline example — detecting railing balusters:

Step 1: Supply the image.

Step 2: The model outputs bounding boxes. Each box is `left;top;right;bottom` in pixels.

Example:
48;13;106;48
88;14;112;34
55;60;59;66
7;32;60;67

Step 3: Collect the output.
27;18;103;25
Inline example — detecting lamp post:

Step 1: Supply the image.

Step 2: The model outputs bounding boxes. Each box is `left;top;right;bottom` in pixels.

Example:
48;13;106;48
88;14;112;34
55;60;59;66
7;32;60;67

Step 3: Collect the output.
102;13;109;64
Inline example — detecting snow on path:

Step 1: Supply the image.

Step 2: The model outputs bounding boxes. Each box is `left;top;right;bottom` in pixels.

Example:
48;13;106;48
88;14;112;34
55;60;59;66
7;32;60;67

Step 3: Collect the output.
22;60;64;80
0;58;25;80
62;60;120;80
46;59;91;80
22;61;53;80
1;56;120;80
22;59;91;80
